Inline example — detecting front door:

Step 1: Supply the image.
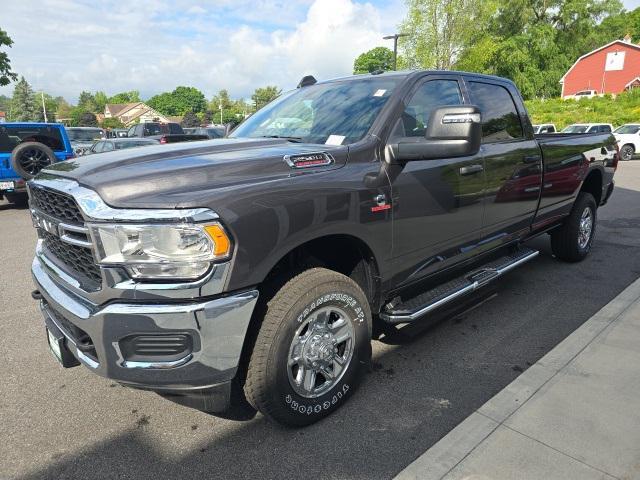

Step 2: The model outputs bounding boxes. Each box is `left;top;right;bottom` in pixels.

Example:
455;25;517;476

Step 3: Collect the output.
464;79;542;246
388;76;486;287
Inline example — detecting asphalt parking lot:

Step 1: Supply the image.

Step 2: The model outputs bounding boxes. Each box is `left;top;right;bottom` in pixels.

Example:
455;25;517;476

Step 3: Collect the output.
2;162;640;480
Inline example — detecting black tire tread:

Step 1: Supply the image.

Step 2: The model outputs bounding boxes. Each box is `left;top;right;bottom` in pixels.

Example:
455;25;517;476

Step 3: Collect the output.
550;192;596;262
243;267;368;424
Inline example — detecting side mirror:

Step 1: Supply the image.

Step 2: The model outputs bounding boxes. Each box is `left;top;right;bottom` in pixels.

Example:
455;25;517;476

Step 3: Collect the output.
387;105;482;162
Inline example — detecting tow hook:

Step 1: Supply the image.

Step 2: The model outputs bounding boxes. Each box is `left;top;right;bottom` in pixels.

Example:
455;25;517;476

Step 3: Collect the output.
31;290;42;300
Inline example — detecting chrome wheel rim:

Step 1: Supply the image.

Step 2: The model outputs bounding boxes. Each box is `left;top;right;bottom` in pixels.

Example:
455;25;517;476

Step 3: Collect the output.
578;207;593;249
18;148;50;175
287;306;354;398
622;146;633;161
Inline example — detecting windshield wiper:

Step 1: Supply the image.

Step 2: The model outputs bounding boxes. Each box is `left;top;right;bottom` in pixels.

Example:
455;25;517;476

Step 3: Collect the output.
260;135;304;143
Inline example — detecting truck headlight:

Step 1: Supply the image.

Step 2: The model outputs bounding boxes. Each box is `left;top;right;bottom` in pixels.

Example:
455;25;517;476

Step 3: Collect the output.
89;223;231;280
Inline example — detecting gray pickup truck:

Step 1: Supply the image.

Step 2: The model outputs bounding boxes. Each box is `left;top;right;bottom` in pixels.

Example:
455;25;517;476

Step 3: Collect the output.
28;70;617;426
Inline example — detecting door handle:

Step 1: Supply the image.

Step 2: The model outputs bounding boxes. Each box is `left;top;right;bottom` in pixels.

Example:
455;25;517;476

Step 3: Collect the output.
523;154;542;164
459;164;484;175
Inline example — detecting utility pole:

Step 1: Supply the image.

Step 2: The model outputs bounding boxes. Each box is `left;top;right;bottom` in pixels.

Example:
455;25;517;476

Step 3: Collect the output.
383;33;409;70
219;103;223;125
41;91;48;122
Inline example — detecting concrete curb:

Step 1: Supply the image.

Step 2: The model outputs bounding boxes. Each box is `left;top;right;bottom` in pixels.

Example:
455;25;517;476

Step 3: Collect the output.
394;276;640;480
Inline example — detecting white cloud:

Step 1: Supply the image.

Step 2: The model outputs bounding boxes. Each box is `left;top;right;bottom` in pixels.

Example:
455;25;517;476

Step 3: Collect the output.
0;0;403;103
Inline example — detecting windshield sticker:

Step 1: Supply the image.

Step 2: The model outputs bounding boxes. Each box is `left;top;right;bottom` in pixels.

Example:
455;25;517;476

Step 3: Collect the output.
325;135;345;145
373;89;387;97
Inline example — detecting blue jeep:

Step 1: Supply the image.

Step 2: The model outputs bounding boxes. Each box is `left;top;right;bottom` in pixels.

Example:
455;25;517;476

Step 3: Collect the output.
0;123;74;204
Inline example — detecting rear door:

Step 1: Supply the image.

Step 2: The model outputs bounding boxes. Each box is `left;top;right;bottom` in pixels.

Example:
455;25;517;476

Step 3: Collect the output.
389;76;486;286
464;79;542;246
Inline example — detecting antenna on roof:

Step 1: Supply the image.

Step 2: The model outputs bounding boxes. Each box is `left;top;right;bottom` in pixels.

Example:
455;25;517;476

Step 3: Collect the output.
297;75;317;88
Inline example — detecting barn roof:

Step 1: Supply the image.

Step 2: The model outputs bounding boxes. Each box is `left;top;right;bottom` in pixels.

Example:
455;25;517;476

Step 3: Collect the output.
560;39;640;84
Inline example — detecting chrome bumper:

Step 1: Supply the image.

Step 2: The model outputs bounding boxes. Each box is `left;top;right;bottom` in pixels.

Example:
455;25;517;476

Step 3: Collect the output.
32;254;258;391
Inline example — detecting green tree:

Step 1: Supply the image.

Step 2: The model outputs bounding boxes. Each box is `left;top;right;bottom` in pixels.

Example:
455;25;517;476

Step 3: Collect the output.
55;98;72;123
147;86;207;116
33;92;59;122
78;111;98;127
108;90;141;104
453;0;624;99
353;47;395;74
101;117;124;129
181;110;200;127
0;28;17;86
94;91;108;112
77;91;98;112
0;94;10;112
399;0;496;70
251;86;281;110
10;76;37;121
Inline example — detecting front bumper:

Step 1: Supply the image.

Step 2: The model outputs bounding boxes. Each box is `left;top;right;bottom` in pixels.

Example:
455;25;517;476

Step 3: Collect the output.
32;253;258;410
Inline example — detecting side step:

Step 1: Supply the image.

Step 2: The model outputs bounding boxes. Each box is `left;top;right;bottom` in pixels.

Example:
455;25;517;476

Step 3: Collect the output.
380;247;539;324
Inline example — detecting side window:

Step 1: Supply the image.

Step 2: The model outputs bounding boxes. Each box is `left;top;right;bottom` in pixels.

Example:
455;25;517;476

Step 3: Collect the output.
400;79;462;137
127;126;136;137
467;81;523;143
601;125;611;133
92;142;103;153
102;141;114;152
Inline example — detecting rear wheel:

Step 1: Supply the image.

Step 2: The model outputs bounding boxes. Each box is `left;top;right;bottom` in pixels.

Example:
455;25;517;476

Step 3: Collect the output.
620;144;635;161
10;142;56;180
244;268;371;426
550;192;597;262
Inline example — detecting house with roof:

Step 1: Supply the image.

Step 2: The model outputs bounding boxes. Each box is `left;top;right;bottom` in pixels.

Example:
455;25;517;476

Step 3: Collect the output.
104;102;170;126
560;35;640;99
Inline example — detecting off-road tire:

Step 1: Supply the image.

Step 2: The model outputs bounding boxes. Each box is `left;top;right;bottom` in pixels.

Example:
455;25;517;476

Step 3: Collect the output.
550;192;597;262
244;268;372;427
10;142;56;180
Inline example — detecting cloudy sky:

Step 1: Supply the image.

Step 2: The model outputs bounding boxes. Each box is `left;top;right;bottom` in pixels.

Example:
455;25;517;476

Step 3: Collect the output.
1;0;639;104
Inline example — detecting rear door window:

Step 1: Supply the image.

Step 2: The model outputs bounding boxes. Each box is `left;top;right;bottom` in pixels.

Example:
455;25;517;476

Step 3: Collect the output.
467;81;523;143
0;125;65;153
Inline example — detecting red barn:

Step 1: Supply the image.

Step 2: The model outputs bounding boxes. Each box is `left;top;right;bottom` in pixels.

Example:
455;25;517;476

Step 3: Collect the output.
560;36;640;99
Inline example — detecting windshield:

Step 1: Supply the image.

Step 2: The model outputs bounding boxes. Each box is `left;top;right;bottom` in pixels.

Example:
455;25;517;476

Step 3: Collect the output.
562;125;588;133
614;125;640;134
67;128;103;141
231;77;400;145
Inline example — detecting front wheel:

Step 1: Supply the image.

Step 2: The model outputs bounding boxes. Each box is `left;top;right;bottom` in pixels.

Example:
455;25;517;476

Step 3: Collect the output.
550;192;597;262
244;268;372;426
620;144;635;161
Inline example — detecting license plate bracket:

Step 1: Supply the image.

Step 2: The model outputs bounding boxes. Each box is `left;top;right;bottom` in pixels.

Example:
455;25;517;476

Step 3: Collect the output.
45;321;80;368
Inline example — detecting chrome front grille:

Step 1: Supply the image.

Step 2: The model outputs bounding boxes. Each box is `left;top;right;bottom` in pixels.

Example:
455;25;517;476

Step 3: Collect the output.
30;184;102;291
29;185;84;225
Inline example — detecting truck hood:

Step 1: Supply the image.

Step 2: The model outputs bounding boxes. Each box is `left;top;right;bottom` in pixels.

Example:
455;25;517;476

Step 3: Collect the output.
40;138;349;208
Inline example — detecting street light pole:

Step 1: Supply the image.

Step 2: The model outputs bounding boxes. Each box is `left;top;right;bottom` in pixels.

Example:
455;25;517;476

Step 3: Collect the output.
383;33;409;70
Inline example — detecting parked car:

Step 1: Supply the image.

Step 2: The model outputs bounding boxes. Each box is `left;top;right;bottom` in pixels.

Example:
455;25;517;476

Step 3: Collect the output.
532;124;557;134
66;127;105;155
613;124;640;161
28;70;618;427
192;126;226;139
0;123;74;204
568;89;599;100
126;122;208;143
84;138;159;155
561;123;614;134
106;129;128;139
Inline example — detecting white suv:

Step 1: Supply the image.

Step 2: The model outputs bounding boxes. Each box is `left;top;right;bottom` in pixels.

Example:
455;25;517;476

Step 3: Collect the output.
614;124;640;161
561;123;614;134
